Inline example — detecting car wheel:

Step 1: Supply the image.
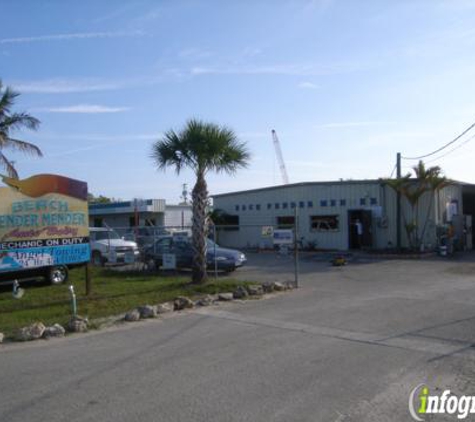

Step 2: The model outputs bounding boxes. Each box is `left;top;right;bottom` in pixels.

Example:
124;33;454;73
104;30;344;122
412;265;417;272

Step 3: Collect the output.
92;251;105;266
48;265;69;285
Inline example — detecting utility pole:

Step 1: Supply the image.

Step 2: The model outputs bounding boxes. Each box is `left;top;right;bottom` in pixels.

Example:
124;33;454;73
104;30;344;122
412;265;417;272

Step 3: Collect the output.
396;152;401;250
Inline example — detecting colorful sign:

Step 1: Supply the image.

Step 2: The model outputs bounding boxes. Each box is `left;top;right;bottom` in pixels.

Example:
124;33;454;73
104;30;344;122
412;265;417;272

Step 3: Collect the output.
0;174;90;272
261;226;274;237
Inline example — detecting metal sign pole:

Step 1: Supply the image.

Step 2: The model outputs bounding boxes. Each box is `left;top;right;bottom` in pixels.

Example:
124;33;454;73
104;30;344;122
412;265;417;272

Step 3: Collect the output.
213;224;218;280
294;207;299;288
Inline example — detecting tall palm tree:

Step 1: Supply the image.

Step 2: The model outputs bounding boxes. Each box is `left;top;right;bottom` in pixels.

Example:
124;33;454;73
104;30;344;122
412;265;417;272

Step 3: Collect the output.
151;119;250;284
0;80;42;178
386;160;448;249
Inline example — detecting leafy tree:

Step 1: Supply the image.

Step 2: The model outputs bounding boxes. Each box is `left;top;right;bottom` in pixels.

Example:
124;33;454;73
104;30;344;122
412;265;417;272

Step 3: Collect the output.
87;193;114;204
0;80;42;178
151;119;250;283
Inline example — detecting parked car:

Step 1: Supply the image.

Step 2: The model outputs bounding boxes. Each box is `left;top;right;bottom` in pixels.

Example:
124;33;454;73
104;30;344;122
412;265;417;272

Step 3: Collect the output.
143;236;246;272
124;227;192;249
89;228;140;266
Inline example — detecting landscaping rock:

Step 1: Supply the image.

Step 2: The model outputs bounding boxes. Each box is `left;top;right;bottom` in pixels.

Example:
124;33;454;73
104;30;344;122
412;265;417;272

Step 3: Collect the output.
218;292;234;301
284;281;295;290
195;295;214;307
273;282;286;292
16;322;46;341
43;324;66;339
247;285;264;296
138;305;158;319
261;282;275;293
0;333;3;344
156;302;173;314
67;316;88;333
233;286;249;299
174;296;194;311
125;309;141;322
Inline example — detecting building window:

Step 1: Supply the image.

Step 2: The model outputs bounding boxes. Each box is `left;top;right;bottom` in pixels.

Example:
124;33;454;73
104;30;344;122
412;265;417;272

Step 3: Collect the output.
277;216;295;229
307;201;313;208
310;215;339;231
256;204;261;211
299;201;305;208
267;203;272;210
249;204;254;211
291;202;296;209
330;199;336;207
320;200;328;207
235;205;240;211
275;203;280;210
93;218;103;227
340;199;346;206
129;216;137;227
242;205;247;211
370;197;377;205
360;198;366;206
283;202;288;209
217;214;240;231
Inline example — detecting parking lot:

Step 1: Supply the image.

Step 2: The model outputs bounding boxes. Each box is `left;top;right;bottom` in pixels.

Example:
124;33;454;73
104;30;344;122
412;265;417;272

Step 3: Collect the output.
1;252;475;421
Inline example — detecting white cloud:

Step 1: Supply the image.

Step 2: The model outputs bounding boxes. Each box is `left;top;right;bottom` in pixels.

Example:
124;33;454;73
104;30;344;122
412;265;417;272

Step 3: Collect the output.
190;61;372;76
0;30;143;45
34;132;162;142
178;48;213;60
13;78;125;94
34;104;130;114
298;81;319;89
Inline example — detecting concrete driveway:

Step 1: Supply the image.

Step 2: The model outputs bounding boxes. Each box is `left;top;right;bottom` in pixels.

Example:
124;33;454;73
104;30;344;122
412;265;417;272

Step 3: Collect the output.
1;252;475;421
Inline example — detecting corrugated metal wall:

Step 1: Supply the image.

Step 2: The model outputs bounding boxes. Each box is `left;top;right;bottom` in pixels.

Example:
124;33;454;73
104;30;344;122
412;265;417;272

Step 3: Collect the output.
213;181;463;250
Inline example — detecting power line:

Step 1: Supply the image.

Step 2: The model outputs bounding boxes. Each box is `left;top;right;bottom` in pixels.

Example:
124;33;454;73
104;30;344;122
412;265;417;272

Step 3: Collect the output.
401;120;475;160
425;132;475;165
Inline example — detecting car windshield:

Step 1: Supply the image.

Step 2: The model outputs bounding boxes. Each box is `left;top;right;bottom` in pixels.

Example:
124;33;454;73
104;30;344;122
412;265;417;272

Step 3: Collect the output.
94;230;121;241
206;239;219;248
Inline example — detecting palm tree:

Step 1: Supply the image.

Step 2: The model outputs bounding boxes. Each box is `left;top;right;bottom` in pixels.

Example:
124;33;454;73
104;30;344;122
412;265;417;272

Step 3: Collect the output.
386;160;449;249
151;119;250;284
0;80;42;178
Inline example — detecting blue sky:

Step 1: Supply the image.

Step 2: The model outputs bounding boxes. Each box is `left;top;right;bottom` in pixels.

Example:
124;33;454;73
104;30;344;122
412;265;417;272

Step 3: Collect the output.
2;0;475;202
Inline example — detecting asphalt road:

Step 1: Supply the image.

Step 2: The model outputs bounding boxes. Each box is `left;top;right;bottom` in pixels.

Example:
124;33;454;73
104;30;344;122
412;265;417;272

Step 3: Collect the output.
1;253;475;421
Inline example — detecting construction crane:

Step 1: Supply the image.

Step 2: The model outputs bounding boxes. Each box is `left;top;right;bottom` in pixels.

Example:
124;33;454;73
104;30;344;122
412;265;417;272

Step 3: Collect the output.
271;129;289;184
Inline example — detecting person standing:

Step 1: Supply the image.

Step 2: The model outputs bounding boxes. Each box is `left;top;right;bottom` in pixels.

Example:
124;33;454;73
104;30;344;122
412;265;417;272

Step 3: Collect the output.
354;219;363;248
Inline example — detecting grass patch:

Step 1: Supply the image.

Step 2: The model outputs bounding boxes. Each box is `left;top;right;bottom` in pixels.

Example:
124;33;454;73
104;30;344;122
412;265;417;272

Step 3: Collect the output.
0;267;254;338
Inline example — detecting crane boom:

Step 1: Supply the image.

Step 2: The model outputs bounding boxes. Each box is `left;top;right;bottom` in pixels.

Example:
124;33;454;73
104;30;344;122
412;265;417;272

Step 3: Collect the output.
271;129;289;185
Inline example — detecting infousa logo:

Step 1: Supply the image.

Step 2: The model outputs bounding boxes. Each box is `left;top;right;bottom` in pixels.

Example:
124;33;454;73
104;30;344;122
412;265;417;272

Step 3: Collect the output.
409;384;475;420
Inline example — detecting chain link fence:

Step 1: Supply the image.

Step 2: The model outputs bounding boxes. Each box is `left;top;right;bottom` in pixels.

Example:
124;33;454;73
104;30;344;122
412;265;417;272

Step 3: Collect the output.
89;223;301;286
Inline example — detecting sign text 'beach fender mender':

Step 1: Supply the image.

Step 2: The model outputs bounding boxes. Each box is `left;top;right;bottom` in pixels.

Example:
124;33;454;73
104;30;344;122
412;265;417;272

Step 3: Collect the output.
0;174;90;272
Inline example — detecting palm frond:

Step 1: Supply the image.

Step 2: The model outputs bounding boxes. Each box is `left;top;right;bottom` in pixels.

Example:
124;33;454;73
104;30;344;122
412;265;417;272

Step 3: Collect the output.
0;151;18;179
0;112;40;132
0;84;20;116
1;137;43;156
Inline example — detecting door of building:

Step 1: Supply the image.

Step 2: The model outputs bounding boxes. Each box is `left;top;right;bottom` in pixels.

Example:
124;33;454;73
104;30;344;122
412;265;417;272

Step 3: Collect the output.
348;210;373;249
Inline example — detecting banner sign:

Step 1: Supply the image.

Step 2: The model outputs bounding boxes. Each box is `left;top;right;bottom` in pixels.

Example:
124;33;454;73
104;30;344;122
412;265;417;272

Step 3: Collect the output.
273;229;293;245
0;174;90;272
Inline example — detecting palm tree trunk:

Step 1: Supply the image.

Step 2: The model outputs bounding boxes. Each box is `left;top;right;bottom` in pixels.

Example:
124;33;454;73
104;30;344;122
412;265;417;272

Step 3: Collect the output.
191;171;208;284
420;191;434;247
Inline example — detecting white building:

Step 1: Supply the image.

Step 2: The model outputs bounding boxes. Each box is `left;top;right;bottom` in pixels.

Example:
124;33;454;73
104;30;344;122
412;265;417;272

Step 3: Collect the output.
212;180;475;251
89;199;192;230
